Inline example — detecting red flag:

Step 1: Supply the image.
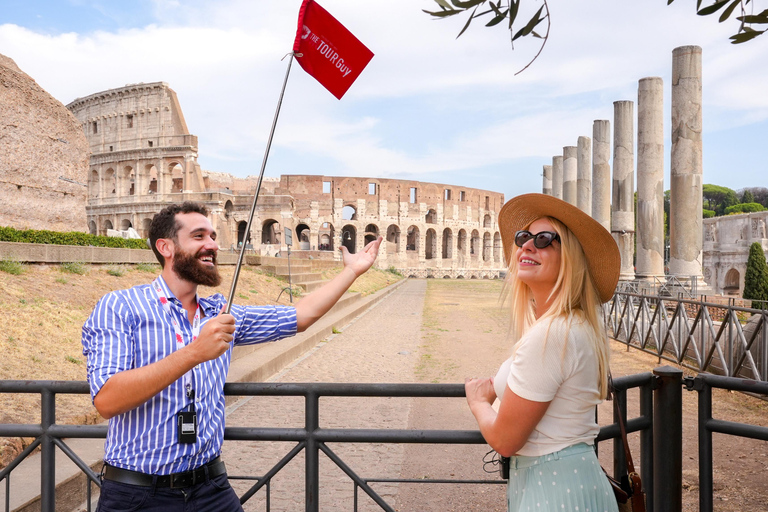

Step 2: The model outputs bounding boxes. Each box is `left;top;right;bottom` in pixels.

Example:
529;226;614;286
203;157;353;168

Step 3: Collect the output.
293;0;374;100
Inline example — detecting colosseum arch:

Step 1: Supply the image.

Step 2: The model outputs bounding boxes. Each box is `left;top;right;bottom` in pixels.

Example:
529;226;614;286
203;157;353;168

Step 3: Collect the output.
483;232;491;262
147;164;159;194
724;268;741;296
319;222;334;251
120;219;132;230
425;209;437;224
425;228;437;259
406;226;420;252
104;168;116;196
386;224;400;255
224;200;234;219
261;219;279;245
88;220;97;235
121;166;135;196
364;223;379;246
89;169;99;199
470;230;480;259
457;229;467;259
483;214;491;228
102;219;114;233
342;205;357;221
493;232;502;263
238;221;251;247
169;162;184;193
442;228;453;259
342;224;357;254
296;223;310;250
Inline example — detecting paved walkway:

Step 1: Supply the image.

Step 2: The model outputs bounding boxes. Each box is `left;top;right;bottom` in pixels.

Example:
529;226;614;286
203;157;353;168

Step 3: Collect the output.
223;278;428;511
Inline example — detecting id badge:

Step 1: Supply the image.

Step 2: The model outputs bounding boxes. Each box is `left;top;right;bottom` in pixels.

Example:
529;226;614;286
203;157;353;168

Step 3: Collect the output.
177;410;197;444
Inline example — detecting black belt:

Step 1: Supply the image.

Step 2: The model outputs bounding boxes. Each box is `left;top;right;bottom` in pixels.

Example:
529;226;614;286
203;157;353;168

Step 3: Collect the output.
103;456;227;488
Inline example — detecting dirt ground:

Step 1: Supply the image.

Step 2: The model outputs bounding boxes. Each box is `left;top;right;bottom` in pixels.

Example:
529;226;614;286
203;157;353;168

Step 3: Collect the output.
403;279;768;512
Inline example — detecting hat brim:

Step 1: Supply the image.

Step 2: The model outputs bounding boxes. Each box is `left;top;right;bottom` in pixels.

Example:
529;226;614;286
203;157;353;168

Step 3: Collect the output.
499;193;620;303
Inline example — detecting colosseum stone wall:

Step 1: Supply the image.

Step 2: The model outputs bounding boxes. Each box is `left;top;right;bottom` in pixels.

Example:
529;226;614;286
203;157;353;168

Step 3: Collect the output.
67;82;505;278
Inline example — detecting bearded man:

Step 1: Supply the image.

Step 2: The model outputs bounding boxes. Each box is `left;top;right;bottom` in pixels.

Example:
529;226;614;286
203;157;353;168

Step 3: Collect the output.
82;201;382;511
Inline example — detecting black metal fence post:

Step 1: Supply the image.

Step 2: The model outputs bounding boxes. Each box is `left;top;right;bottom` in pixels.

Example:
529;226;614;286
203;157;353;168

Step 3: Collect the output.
40;386;55;512
652;366;682;512
696;376;713;512
305;389;319;512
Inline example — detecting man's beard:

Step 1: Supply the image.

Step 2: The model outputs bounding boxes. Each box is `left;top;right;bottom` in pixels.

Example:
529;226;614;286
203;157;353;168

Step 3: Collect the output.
172;247;222;287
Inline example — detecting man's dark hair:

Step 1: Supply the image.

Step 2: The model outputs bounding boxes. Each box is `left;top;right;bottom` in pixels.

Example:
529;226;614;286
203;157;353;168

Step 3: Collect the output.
148;202;210;266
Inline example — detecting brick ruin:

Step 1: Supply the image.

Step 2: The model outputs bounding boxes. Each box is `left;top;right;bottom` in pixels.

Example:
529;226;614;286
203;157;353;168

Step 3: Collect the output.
67;82;505;278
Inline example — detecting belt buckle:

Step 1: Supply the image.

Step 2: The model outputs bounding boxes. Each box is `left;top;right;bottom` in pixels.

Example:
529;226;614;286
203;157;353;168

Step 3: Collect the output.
169;471;194;489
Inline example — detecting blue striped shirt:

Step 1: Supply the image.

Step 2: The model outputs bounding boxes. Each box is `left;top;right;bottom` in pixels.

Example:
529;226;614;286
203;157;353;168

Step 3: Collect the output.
81;276;297;475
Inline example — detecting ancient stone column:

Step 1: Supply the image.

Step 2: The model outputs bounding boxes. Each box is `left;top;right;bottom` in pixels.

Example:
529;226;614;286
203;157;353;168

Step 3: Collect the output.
612;100;635;281
542;165;553;195
636;77;666;281
577;136;592;214
592;120;611;232
669;45;704;282
552;156;563;199
562;146;577;205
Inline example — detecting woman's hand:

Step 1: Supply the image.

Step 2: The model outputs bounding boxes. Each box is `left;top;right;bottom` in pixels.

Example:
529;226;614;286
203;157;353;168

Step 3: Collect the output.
465;377;497;408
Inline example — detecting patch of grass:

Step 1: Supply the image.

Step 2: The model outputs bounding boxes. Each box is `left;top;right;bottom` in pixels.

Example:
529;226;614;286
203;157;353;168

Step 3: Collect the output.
60;261;88;275
135;262;159;273
55;277;68;284
386;266;402;277
31;356;41;363
238;293;249;300
249;289;258;294
0;258;25;275
332;327;342;334
65;355;82;365
106;266;125;277
7;336;16;347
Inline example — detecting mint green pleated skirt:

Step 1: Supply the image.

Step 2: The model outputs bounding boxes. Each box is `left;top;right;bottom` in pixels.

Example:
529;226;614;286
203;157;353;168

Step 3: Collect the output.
506;443;619;512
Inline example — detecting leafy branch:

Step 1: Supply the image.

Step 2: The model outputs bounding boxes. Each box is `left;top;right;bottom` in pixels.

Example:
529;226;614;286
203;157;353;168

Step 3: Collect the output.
668;0;767;43
423;0;550;75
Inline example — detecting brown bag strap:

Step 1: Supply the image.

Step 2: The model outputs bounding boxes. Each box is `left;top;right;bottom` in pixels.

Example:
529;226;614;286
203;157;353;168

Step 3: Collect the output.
608;372;636;475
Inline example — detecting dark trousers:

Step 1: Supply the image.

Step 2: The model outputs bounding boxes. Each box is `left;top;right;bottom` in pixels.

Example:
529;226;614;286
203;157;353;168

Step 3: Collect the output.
97;473;243;512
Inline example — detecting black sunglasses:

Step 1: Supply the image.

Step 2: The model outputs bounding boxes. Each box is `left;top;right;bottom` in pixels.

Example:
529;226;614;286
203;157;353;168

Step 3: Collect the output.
514;230;561;249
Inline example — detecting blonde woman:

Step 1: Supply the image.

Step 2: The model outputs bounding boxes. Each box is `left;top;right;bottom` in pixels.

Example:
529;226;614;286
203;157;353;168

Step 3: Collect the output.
465;193;621;512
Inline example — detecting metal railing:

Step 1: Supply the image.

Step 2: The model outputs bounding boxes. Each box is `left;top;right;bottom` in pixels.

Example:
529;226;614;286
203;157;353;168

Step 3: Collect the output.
607;291;768;382
0;375;675;512
683;373;768;512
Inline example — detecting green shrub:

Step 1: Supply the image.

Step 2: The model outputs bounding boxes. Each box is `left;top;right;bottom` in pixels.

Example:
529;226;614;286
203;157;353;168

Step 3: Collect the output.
743;242;768;309
0;226;149;250
702;209;716;219
0;258;24;275
386;266;403;277
135;262;160;273
725;202;766;215
60;262;89;275
106;266;126;277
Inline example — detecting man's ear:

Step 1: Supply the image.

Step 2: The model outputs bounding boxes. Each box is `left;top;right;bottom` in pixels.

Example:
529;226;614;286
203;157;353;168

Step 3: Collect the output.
155;238;174;262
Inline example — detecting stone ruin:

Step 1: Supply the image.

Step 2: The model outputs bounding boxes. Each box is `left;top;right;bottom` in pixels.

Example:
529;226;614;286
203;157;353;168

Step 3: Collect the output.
66;82;505;278
0;53;88;232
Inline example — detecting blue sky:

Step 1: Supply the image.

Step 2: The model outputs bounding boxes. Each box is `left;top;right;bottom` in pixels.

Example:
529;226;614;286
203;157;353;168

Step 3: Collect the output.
2;0;767;202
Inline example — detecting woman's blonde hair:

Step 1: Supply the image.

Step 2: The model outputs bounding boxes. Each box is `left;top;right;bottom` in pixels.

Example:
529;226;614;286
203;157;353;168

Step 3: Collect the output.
503;217;610;398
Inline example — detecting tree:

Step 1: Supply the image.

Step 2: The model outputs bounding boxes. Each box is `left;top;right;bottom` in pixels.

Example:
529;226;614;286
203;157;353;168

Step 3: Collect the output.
740;187;768;207
741;189;755;203
424;0;766;72
743;242;768;309
702;184;739;215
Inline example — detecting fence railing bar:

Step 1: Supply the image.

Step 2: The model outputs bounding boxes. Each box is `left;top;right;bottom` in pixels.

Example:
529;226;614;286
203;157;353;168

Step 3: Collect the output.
319;443;395;512
51;438;101;487
0;437;41;482
236;441;305;504
703;419;768;441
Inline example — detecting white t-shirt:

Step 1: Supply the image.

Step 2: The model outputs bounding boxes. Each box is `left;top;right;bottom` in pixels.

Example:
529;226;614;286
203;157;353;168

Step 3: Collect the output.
493;315;602;457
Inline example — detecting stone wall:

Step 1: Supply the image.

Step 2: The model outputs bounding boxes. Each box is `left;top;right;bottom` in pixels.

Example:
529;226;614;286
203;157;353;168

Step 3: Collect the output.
703;212;768;295
0;53;88;232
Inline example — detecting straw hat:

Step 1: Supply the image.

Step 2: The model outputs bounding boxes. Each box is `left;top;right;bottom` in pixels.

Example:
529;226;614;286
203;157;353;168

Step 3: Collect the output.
498;193;620;303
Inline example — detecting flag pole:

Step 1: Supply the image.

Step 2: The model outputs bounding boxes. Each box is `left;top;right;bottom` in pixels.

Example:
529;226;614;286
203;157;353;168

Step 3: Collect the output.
224;52;297;314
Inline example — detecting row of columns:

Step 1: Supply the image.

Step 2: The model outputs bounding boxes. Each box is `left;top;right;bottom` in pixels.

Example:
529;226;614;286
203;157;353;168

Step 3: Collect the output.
542;45;703;283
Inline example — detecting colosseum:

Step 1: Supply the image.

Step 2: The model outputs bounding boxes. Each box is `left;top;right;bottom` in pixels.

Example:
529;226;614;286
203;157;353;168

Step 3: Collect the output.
66;82;506;278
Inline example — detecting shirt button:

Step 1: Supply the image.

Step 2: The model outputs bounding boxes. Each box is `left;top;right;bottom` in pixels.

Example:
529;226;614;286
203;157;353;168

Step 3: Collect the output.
196;397;201;403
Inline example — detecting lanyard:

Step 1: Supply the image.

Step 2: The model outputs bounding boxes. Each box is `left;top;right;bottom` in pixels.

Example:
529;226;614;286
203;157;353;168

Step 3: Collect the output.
151;278;201;403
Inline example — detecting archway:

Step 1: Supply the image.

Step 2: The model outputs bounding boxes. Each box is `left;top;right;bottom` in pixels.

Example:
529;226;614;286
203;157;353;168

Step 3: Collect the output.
120;219;132;231
442;228;453;259
319;222;334;251
493;232;502;263
141;218;152;238
342;224;357;254
104;168;116;196
406;226;420;252
342;205;357;221
425;209;437;224
470;230;480;259
122;166;135;196
724;268;741;296
364;224;379;246
425;229;437;260
89;170;99;199
88;220;97;235
483;214;491;228
261;219;279;245
147;165;158;194
169;163;184;193
103;219;114;234
296;223;310;250
386;224;400;255
238;221;251;247
483;232;491;262
457;229;467;257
